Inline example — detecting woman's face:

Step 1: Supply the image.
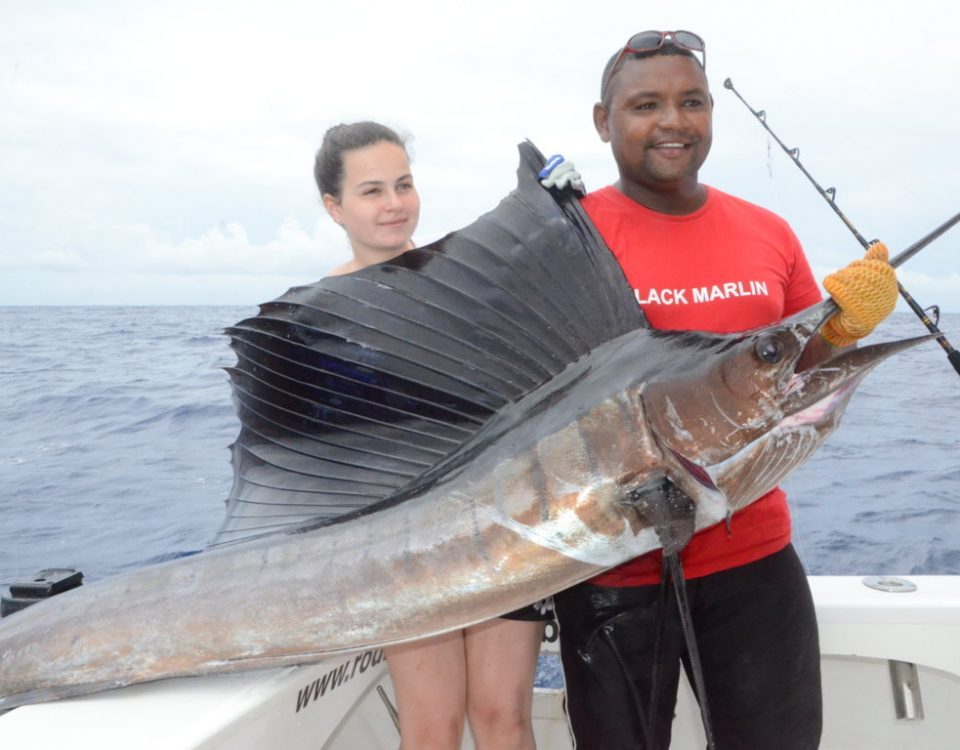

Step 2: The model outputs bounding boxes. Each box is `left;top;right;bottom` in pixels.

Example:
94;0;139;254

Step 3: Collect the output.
323;141;420;264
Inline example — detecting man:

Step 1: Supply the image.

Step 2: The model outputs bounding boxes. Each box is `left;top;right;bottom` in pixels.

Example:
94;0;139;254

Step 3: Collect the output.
547;31;898;750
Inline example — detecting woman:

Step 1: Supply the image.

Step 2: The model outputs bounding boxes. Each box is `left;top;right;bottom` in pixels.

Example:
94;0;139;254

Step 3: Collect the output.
314;121;546;750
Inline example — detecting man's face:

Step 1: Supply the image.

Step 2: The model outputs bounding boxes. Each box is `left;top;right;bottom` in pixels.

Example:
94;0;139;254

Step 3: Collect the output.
595;54;713;198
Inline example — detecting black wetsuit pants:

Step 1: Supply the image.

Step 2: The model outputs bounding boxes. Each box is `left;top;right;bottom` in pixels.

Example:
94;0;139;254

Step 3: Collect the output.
553;545;822;750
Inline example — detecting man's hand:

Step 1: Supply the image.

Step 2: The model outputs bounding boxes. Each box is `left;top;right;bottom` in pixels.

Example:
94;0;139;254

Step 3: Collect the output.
821;242;898;347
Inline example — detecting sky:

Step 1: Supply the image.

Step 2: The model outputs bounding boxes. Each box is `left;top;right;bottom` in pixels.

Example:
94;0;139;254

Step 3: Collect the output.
2;0;959;313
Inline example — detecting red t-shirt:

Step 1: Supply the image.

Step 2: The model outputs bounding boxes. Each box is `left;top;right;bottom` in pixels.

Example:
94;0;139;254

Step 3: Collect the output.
582;185;823;586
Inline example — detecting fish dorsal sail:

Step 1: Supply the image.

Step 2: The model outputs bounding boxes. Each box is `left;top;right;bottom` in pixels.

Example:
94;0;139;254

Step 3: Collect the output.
212;142;645;547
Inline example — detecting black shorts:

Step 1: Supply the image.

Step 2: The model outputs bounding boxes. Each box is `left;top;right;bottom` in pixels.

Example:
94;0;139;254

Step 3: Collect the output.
554;545;821;750
500;597;554;622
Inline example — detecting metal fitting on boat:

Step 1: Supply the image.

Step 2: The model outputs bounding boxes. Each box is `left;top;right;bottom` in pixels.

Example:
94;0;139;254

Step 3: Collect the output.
1;569;83;617
889;660;925;721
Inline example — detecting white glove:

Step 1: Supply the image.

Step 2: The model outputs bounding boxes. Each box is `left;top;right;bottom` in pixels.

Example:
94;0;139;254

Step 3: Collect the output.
539;154;586;195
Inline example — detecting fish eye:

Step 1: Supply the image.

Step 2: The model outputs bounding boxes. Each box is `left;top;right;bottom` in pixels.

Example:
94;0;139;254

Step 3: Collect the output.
755;335;786;364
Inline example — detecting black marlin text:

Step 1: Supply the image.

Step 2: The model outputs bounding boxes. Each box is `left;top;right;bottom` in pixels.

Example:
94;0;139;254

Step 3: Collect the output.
635;280;770;306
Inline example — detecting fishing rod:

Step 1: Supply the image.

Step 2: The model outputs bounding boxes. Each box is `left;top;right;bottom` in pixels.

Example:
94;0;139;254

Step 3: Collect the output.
724;78;960;377
889;210;960;269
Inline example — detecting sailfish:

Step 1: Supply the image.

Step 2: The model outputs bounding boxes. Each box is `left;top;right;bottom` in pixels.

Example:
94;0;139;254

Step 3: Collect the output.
0;142;934;710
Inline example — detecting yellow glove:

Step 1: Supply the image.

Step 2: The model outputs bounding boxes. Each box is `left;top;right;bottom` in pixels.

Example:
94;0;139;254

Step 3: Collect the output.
821;242;898;347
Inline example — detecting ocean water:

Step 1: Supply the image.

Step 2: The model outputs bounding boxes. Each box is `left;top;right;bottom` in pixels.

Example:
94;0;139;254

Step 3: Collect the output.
1;306;958;592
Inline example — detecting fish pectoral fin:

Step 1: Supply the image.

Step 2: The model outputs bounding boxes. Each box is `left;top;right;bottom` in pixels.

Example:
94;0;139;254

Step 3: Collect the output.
623;479;697;556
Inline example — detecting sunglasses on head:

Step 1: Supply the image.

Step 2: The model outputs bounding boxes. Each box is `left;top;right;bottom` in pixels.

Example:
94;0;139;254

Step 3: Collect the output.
601;30;706;99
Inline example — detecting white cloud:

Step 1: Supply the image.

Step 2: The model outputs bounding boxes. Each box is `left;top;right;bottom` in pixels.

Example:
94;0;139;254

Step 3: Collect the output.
133;218;338;276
